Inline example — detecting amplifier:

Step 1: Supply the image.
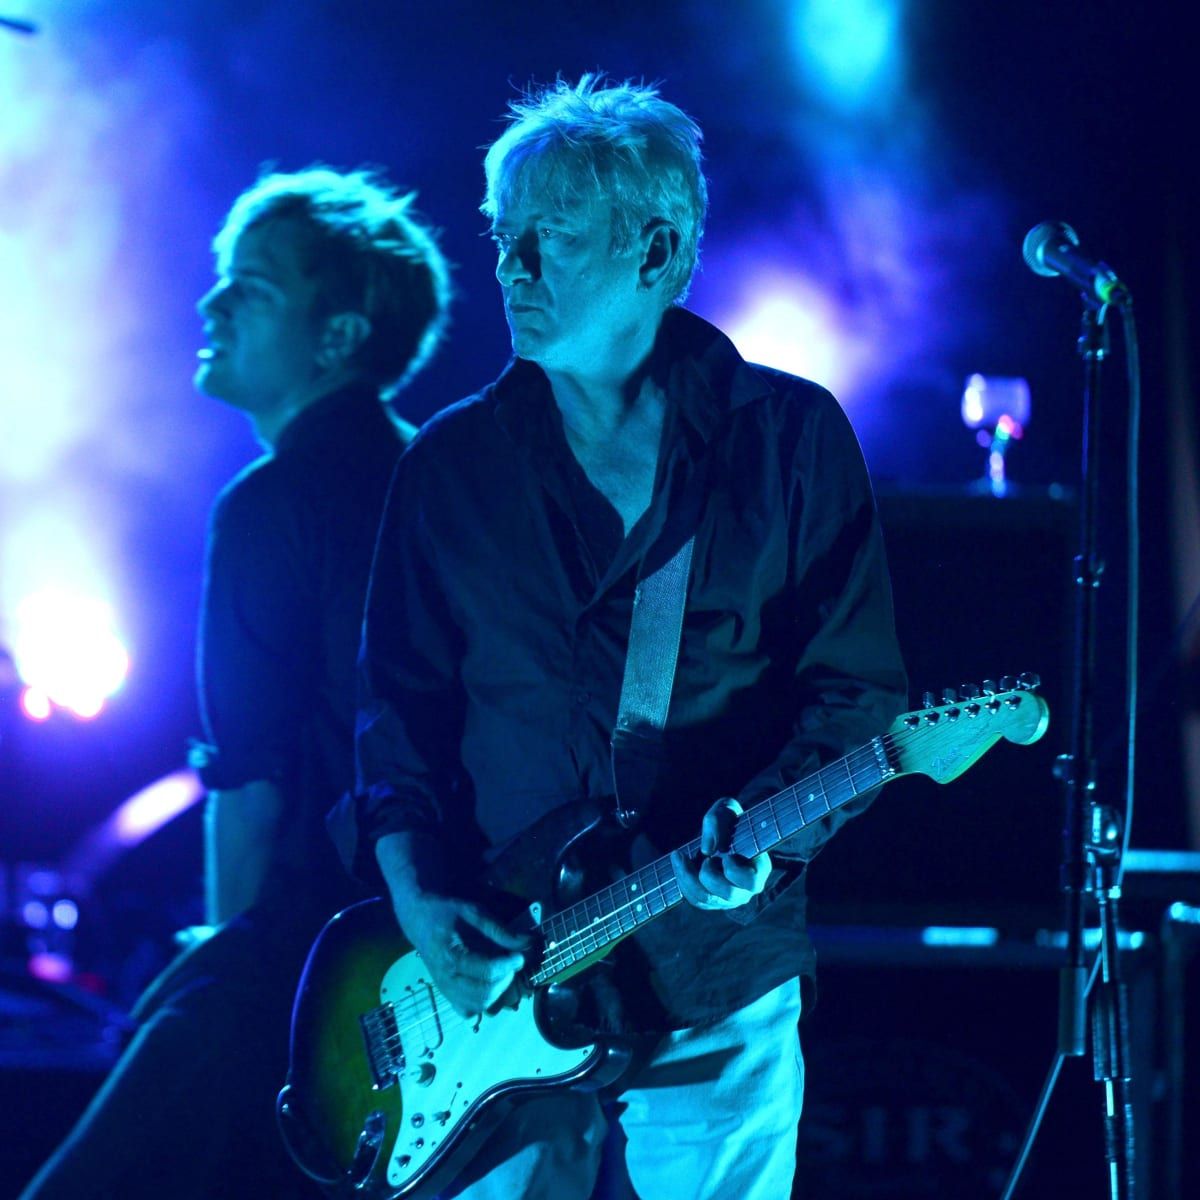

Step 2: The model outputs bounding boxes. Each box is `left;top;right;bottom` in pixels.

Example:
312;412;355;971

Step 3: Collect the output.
795;924;1160;1199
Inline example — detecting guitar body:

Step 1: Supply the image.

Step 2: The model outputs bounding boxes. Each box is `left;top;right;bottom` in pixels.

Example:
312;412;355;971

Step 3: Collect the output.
279;805;633;1199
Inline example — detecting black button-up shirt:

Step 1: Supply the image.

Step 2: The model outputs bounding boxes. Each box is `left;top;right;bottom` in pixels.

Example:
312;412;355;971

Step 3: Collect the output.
195;383;407;929
355;309;906;1029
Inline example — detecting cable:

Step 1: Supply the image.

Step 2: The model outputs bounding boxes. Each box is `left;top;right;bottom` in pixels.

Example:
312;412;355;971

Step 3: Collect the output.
0;15;39;35
1116;301;1140;884
998;949;1103;1200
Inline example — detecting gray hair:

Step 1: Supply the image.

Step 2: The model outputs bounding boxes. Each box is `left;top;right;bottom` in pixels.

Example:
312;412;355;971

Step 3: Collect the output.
481;76;708;303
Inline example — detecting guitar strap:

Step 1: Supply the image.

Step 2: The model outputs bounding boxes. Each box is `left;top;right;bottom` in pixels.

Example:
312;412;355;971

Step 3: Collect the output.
610;535;695;828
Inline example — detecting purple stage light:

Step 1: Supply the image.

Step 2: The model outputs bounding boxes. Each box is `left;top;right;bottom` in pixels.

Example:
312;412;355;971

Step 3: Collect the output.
718;272;870;400
10;589;130;719
2;7;223;742
10;585;130;715
112;769;204;845
13;866;80;979
28;952;72;984
58;769;205;897
961;373;1030;432
961;374;1030;496
699;256;879;407
20;686;52;721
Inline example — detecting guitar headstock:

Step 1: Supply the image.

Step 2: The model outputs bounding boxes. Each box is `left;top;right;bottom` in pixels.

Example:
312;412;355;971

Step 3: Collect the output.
887;673;1049;785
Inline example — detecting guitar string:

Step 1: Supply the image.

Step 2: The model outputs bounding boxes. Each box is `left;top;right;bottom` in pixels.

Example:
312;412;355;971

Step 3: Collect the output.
377;716;982;1054
533;738;897;980
376;701;1028;1061
379;738;895;1053
534;741;887;979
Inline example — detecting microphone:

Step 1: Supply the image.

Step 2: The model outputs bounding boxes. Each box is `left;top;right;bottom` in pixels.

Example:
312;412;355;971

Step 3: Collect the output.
1022;221;1129;308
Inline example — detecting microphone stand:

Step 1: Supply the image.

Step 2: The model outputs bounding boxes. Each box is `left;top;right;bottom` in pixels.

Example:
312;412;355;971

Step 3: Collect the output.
1056;299;1136;1197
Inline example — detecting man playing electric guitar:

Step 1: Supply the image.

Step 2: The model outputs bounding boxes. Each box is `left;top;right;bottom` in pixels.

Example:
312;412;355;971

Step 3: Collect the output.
347;76;908;1199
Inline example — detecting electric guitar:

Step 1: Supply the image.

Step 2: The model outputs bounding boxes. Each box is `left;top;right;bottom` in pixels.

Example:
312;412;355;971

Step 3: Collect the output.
278;676;1049;1198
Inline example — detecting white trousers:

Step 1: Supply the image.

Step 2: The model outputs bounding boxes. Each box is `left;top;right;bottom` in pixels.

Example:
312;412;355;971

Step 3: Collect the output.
447;977;803;1200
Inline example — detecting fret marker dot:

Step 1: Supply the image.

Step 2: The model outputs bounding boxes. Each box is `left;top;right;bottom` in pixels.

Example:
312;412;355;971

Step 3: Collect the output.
631;883;638;892
809;793;815;802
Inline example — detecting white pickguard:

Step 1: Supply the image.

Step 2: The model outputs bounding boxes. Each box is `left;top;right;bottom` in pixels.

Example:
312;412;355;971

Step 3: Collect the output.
379;950;598;1190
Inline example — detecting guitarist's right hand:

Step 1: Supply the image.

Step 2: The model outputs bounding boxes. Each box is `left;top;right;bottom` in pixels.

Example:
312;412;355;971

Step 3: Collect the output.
398;892;529;1018
376;831;529;1018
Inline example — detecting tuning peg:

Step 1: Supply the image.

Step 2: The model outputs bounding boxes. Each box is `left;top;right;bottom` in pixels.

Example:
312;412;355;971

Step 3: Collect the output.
960;683;982;699
1018;672;1041;690
941;687;957;704
999;675;1017;692
922;690;936;709
981;679;998;695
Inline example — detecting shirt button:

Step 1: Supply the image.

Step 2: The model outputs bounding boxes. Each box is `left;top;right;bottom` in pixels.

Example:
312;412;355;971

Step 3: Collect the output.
574;691;591;706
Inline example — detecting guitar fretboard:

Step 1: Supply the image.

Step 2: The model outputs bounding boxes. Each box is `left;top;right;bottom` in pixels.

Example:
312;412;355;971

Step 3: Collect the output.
531;737;894;986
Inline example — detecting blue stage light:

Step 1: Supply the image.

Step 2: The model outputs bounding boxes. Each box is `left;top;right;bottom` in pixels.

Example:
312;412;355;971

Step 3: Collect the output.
21;899;50;930
921;926;1000;948
790;0;904;113
52;898;80;930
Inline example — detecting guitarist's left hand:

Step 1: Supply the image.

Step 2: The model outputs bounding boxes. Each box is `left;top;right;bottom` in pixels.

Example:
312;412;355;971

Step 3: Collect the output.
670;797;771;911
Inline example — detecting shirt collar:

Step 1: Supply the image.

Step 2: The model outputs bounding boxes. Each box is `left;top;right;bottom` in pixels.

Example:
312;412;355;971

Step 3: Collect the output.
273;380;384;456
491;306;774;449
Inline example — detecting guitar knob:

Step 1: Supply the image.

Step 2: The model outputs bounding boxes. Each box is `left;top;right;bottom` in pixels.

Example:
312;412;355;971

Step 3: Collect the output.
1019;671;1041;690
922;691;936;709
981;679;998;695
941;687;957;704
999;675;1017;691
960;683;982;699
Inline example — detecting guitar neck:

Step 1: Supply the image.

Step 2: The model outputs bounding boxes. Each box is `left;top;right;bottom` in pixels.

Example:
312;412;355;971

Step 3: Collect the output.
531;737;895;986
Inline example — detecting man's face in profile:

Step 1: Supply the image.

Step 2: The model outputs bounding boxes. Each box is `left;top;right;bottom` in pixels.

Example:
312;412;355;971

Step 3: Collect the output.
194;218;324;419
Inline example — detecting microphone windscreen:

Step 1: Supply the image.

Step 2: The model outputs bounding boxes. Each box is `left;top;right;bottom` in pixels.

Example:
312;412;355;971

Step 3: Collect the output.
1022;220;1079;278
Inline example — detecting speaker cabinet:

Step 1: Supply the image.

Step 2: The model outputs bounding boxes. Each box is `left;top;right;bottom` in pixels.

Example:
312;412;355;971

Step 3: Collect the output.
795;929;1158;1199
812;488;1078;921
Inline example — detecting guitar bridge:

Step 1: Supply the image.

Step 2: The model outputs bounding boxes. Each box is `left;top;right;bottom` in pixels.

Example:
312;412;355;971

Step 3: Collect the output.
359;1003;403;1091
